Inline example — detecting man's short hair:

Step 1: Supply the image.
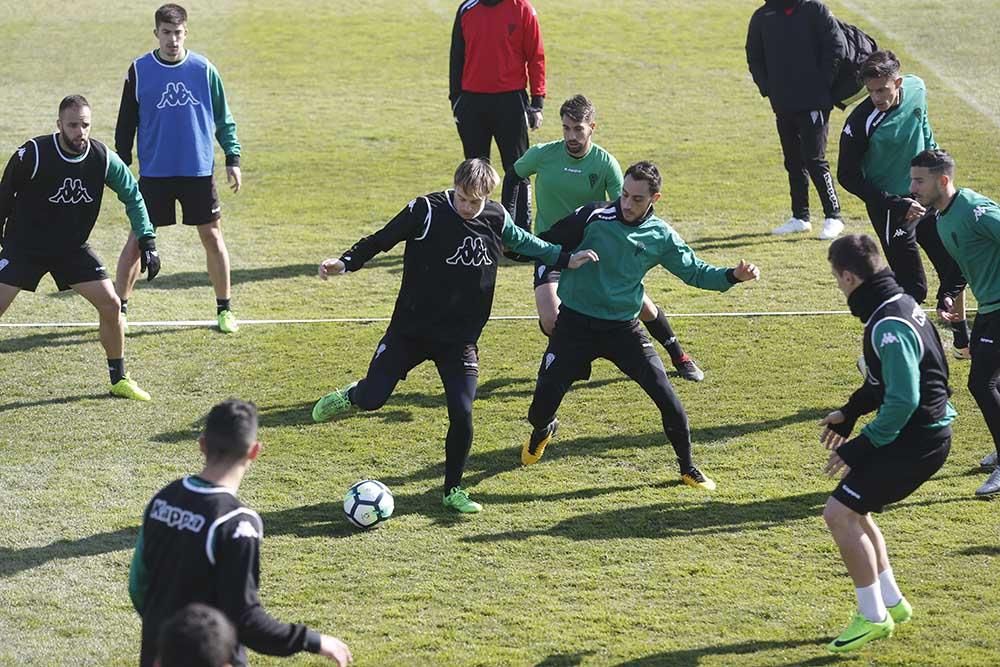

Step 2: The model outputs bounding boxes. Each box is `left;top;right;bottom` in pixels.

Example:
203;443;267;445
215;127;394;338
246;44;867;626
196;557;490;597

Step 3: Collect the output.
155;3;188;27
911;148;956;178
58;95;90;115
860;50;901;82
559;95;596;124
158;603;236;667
828;234;885;280
203;399;258;463
453;158;500;199
624;161;662;195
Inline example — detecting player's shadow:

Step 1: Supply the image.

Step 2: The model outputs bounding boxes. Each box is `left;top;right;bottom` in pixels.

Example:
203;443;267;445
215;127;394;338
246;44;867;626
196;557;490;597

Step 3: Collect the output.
0;526;138;579
128;263;319;290
687;231;775;252
610;637;833;666
0;324;195;352
361;254;406;274
0;393;107;414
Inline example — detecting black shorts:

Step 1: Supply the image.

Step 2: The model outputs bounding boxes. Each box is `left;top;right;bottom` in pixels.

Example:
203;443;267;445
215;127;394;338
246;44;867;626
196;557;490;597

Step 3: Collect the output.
541;307;659;384
139;175;222;228
832;429;951;514
368;331;480;382
0;245;108;291
533;260;560;289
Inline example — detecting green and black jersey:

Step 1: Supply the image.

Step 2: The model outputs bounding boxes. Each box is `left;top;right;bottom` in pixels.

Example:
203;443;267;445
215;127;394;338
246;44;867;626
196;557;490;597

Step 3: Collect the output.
514;140;623;235
838;75;935;207
0;134;153;254
937;188;1000;315
540;202;736;321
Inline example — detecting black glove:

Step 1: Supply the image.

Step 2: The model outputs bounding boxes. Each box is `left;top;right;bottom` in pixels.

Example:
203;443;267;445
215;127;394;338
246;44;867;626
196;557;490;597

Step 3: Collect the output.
138;236;160;282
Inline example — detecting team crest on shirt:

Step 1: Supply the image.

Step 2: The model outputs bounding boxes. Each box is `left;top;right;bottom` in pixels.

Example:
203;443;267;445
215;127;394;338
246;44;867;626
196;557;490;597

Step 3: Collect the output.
156;81;202;109
446;236;493;266
911;303;926;326
589;174;599;188
48;178;94;204
16;147;26;161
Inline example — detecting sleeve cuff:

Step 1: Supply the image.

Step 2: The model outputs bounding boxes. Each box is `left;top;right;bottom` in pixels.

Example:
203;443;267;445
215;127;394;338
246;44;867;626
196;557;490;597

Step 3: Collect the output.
117;151;132;166
836;433;876;468
303;629;322;653
829;408;858;438
725;269;739;284
225;154;241;168
530;95;544;110
552;251;571;270
137;235;156;251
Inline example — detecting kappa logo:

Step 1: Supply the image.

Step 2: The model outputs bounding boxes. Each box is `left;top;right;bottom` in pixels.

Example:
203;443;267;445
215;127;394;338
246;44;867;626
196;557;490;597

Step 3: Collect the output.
892;227;907;239
16;146;27;161
840;484;861;500
156;81;202;109
48;178;94;204
544;352;556;370
973;205;988;222
588;173;599;188
446;236;493;266
880;331;900;346
233;519;260;540
149;498;206;533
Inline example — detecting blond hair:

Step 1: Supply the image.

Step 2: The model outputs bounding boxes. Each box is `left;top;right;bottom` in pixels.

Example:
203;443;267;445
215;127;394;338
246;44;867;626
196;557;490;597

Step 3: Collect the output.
453;158;500;199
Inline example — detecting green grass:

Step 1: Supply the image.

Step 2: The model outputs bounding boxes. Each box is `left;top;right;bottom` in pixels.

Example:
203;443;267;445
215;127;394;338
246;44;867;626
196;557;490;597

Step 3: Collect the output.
1;1;999;665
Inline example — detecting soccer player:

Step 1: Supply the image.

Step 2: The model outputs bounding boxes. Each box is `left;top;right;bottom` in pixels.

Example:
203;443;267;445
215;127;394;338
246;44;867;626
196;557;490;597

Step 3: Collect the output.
130;399;353;667
522;161;760;490
514;94;705;381
114;3;242;333
449;0;545;236
838;50;970;356
312;158;597;513
910;149;1000;495
746;0;845;239
0;94;159;401
819;234;954;652
156;604;236;667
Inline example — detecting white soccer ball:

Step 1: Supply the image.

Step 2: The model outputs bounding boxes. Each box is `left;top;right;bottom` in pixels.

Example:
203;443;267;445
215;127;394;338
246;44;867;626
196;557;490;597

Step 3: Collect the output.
343;479;394;529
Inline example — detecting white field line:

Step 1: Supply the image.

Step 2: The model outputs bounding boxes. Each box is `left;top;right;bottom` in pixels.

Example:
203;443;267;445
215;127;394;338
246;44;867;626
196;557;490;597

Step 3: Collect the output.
3;309;965;329
837;0;1000;130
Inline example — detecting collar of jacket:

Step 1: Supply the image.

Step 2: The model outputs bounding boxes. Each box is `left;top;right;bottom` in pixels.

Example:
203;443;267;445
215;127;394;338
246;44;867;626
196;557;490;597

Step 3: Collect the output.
848;268;905;322
764;0;801;11
480;0;504;6
615;201;656;228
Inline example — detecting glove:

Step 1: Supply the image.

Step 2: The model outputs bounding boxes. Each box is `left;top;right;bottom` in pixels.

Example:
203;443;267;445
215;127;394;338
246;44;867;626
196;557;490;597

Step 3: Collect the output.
138;236;160;282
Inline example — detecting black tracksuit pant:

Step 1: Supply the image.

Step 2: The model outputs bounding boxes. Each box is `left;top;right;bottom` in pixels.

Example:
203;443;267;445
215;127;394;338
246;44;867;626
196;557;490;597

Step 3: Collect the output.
775;110;841;221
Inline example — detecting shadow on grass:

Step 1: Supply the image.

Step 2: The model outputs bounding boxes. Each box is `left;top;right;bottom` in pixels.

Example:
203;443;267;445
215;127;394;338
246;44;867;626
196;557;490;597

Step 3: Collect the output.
122;263;319;291
535;651;597;666
688;231;779;253
957;545;1000;556
0;324;195;353
613;637;832;666
0;393;107;414
0;526;139;579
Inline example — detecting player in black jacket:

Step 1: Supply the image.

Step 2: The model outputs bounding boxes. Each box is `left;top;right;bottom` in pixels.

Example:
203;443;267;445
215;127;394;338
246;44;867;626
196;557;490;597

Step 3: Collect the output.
130;399;352;667
312;158;597;513
746;0;846;239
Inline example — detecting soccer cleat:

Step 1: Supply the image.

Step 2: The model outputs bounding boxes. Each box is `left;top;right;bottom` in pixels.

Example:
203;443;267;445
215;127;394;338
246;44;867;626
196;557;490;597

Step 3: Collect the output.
521;418;558;465
442;486;482;513
217;309;239;334
827;612;894;653
953;346;971;360
980;451;998;471
673;355;705;382
818;217;845;240
974;468;1000;497
110;374;152;402
312;381;357;422
887;597;912;625
772;217;811;235
681;465;716;491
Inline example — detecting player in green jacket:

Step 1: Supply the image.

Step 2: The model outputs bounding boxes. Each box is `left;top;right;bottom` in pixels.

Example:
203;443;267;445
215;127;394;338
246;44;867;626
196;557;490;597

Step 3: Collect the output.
910;148;1000;495
515;95;705;381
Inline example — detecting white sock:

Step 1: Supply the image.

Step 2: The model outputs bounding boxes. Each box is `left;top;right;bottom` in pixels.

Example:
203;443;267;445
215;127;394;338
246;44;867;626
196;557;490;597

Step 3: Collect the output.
878;568;903;607
855;582;887;622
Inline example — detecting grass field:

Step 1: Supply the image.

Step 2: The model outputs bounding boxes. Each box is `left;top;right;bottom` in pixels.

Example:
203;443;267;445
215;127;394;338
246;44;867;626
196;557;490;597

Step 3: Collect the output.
1;1;999;665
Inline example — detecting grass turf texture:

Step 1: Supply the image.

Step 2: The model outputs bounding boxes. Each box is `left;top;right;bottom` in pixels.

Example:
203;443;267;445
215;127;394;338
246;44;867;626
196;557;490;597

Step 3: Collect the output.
1;0;999;664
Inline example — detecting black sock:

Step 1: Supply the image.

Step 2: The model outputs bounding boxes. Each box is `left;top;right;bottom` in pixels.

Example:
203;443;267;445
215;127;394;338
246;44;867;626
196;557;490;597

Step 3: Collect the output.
216;298;231;315
120;299;128;315
644;307;684;362
953;320;970;349
108;358;126;385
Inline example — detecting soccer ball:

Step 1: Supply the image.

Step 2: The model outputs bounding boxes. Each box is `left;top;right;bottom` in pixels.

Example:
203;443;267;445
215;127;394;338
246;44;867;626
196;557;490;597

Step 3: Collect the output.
343;479;394;529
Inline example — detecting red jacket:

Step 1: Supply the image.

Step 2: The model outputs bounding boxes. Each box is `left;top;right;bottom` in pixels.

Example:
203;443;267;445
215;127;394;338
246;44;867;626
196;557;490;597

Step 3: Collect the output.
449;0;546;106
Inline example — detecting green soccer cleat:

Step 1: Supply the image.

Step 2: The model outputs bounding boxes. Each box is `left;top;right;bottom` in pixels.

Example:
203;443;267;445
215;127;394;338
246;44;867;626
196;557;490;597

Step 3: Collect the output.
521;418;558;465
110;375;152;402
443;486;482;513
828;612;894;653
312;382;357;422
888;598;912;625
681;465;716;491
217;309;239;334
